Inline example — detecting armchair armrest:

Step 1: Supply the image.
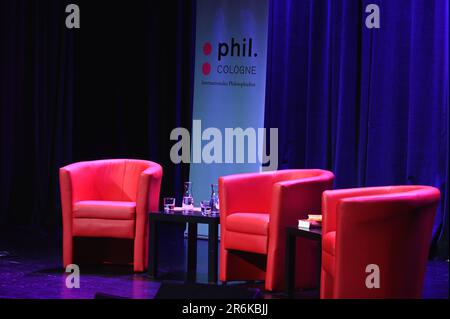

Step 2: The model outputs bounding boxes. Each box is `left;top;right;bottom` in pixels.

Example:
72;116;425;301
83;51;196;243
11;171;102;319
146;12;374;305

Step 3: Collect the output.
136;163;163;217
133;162;163;271
269;174;334;246
59;162;99;231
59;162;97;204
264;172;333;291
59;162;98;266
59;168;74;236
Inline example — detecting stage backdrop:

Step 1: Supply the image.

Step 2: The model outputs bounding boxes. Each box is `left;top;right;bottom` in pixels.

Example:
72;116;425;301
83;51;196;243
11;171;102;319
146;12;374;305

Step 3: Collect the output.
190;0;269;236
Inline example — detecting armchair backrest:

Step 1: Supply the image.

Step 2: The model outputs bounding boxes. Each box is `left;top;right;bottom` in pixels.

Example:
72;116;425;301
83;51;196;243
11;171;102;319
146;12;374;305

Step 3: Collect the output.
219;169;334;218
62;159;156;202
323;187;390;234
273;169;330;183
219;172;274;216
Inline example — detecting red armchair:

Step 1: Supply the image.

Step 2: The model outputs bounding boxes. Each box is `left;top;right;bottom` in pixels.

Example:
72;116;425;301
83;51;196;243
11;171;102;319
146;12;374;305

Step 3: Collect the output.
321;186;440;299
219;169;334;291
60;159;162;272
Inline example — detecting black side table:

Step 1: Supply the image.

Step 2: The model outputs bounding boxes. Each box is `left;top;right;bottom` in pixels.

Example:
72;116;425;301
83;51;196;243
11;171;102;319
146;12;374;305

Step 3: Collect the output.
148;210;220;284
285;226;322;298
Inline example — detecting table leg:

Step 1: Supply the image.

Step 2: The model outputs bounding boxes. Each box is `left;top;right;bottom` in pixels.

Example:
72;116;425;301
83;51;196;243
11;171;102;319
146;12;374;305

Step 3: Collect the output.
316;239;322;291
285;231;296;298
148;218;158;279
208;222;219;284
187;222;198;282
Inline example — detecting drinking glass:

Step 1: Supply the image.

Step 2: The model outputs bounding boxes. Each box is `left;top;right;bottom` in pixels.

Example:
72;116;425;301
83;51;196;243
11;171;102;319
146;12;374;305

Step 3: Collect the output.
163;197;175;212
200;200;212;215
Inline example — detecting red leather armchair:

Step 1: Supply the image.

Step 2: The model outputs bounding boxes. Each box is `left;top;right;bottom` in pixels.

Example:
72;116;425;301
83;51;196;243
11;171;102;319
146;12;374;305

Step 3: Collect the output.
60;159;162;272
219;169;334;291
321;186;440;299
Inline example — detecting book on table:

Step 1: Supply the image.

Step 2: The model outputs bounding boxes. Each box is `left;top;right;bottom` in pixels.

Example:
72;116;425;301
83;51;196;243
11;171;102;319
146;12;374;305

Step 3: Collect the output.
298;214;322;229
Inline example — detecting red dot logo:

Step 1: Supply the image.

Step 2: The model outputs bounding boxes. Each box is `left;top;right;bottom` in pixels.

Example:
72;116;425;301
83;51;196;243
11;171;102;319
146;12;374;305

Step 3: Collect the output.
203;42;212;55
202;62;211;76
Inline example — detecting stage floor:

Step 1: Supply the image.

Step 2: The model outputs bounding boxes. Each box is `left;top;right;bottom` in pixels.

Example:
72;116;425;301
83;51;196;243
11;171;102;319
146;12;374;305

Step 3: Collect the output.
0;228;448;299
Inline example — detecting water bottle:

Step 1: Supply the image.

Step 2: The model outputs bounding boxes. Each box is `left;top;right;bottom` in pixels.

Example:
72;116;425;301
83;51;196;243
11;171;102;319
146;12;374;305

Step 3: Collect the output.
182;182;194;212
209;184;219;213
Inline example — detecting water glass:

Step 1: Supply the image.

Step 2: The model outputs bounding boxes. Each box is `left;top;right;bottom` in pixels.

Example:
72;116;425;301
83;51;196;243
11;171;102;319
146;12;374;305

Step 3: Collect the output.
182;196;194;211
163;197;175;212
200;200;212;215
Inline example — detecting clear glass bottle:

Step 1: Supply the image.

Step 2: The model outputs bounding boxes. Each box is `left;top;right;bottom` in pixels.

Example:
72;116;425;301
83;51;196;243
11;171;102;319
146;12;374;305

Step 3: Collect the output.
209;184;219;213
182;182;194;211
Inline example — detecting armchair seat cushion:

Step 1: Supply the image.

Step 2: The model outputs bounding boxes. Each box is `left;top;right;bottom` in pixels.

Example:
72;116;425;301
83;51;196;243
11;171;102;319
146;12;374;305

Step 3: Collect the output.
226;213;270;235
225;231;268;254
72;218;135;239
74;200;136;220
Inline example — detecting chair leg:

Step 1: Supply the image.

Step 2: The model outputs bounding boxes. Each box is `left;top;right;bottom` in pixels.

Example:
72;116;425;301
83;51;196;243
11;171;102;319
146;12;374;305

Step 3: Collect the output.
133;240;145;272
63;234;73;268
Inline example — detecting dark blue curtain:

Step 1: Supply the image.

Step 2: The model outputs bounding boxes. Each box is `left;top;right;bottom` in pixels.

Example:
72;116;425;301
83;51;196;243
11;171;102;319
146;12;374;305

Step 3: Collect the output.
265;0;449;258
0;0;195;230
